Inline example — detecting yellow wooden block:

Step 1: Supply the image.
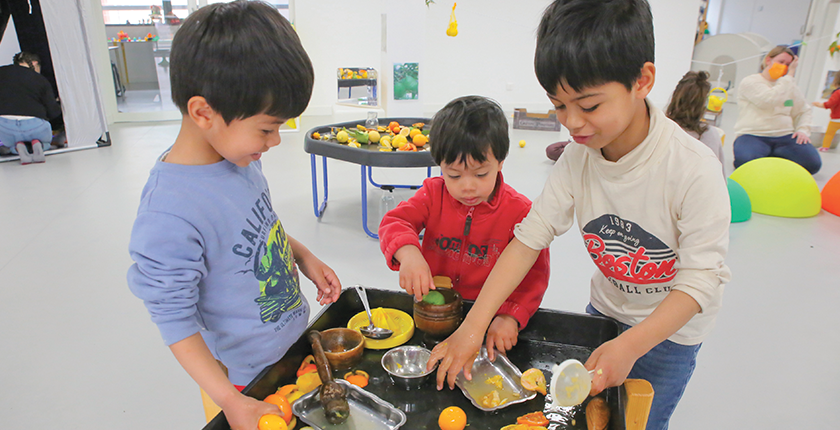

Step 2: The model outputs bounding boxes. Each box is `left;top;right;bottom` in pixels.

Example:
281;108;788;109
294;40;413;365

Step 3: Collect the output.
200;387;223;423
623;378;654;430
433;275;453;289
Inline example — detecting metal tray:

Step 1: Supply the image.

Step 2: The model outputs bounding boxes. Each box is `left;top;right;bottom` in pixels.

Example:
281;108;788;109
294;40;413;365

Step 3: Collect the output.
455;346;536;411
292;379;406;430
202;288;626;430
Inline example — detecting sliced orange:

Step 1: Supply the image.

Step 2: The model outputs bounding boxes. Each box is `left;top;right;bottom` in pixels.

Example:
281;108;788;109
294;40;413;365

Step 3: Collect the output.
516;411;549;427
297;355;316;377
295;371;322;394
521;368;547;395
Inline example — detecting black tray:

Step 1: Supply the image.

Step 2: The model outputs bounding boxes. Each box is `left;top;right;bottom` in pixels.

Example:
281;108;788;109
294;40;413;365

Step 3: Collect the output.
303;117;435;168
203;288;626;430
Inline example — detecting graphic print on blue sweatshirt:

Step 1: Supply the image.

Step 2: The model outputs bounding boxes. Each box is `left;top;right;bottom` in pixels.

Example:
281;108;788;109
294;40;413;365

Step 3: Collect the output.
232;190;303;323
582;214;677;295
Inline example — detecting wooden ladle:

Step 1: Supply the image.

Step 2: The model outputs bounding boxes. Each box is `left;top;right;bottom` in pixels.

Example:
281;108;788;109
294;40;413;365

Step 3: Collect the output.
308;330;350;424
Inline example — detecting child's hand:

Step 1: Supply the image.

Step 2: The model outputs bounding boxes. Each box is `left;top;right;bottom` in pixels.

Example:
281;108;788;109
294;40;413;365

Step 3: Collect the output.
427;324;484;390
394;245;435;301
297;255;342;305
584;337;638;397
485;314;519;361
221;392;281;430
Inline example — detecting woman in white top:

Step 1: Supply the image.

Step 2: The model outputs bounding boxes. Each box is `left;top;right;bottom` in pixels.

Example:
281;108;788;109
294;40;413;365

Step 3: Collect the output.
732;46;821;174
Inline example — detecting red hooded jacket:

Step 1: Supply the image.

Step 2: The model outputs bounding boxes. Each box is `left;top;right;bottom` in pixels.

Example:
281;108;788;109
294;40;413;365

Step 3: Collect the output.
378;173;550;328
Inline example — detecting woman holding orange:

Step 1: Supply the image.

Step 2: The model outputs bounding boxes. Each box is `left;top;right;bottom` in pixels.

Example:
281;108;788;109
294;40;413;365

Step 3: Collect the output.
733;45;821;174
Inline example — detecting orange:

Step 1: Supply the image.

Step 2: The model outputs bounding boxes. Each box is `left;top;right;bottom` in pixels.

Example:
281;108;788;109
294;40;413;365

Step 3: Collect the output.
263;394;293;424
257;414;288;430
438;406;467;430
520;368;547;395
480;389;501;408
412;134;428;147
409;128;422;138
517;411;549;427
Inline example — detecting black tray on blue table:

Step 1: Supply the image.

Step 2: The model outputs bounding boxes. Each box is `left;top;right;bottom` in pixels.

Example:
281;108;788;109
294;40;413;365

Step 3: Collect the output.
203;288;627;430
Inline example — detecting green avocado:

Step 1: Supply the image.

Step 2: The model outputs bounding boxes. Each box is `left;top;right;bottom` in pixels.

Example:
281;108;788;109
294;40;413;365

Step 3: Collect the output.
422;291;446;305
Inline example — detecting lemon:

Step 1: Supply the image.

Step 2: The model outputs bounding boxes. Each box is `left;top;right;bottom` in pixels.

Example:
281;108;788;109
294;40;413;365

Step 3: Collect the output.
399;127;411;137
392;135;408;149
519;140;526;148
422;291;446;305
380;136;392;148
369;130;381;143
336;130;349;143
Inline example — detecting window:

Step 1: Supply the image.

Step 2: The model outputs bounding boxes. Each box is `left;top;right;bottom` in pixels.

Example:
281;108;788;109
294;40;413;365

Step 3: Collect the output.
101;1;289;26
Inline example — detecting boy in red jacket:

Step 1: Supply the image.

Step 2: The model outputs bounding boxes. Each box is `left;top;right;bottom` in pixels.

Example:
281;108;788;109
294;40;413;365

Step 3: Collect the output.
378;96;550;354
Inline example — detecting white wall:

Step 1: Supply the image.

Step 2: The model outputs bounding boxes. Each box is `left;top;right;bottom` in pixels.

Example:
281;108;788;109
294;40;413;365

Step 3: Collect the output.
296;0;700;117
0;18;20;66
716;0;811;46
801;0;840;132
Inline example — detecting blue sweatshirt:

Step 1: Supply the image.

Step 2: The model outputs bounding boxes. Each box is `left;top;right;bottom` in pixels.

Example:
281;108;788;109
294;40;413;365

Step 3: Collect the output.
127;158;309;385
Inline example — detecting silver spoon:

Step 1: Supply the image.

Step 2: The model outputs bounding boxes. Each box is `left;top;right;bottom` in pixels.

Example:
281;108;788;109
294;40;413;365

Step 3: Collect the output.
353;285;393;339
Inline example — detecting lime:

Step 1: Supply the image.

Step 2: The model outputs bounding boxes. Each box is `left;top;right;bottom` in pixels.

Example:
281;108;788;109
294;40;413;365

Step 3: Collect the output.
422;291;446;305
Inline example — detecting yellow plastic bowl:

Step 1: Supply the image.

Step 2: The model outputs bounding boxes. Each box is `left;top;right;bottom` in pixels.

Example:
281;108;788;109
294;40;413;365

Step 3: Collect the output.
347;308;414;349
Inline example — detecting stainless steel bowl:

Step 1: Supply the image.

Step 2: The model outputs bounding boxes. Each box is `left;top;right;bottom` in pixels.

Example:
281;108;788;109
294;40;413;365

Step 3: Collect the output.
381;345;436;389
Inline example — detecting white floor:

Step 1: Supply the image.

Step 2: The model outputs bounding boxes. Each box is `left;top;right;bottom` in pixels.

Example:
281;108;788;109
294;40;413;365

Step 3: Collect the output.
1;110;839;430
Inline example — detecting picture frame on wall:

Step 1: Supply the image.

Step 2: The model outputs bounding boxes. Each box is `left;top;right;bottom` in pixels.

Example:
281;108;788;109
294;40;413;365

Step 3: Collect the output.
393;63;419;101
822;70;838;99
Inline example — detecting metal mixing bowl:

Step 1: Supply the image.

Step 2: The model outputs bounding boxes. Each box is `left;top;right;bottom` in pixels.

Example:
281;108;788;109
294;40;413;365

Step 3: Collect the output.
381;345;436;389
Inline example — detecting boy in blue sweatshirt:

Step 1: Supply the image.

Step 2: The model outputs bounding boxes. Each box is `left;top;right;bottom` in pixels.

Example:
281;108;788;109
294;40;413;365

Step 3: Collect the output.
126;2;341;428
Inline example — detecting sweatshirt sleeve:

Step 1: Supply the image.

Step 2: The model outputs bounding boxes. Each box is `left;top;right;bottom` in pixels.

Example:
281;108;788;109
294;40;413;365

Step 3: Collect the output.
378;178;436;270
127;211;208;346
514;151;576;251
825;89;840;109
38;75;62;120
670;156;731;314
496;244;550;329
738;75;794;110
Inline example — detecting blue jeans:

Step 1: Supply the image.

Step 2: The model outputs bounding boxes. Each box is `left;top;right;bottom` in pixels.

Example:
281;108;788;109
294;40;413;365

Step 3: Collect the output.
733;134;822;174
0;117;53;154
586;304;701;430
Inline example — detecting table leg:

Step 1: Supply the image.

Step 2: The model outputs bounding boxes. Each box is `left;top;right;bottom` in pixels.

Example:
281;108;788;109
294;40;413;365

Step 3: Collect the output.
310;154;328;217
361;165;379;239
366;166;433;189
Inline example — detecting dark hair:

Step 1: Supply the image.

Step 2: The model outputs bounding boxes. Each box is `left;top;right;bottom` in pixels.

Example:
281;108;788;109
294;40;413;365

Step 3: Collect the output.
170;1;314;124
429;96;509;166
13;52;40;68
535;0;654;94
666;71;710;136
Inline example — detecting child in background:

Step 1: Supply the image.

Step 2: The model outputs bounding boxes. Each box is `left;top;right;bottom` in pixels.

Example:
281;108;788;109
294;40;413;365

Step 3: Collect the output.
811;71;840;152
126;2;341;429
378;95;550;354
427;2;730;430
666;70;726;177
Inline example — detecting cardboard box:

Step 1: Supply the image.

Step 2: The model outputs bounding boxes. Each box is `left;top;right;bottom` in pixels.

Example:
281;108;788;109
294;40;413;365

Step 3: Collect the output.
512;108;563;131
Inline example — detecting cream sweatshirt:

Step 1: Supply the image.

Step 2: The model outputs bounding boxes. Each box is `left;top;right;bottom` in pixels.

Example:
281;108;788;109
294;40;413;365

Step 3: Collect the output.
515;103;731;345
734;74;812;137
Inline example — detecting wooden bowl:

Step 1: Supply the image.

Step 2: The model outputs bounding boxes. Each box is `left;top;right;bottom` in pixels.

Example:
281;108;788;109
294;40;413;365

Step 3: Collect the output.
413;289;463;341
319;328;365;371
